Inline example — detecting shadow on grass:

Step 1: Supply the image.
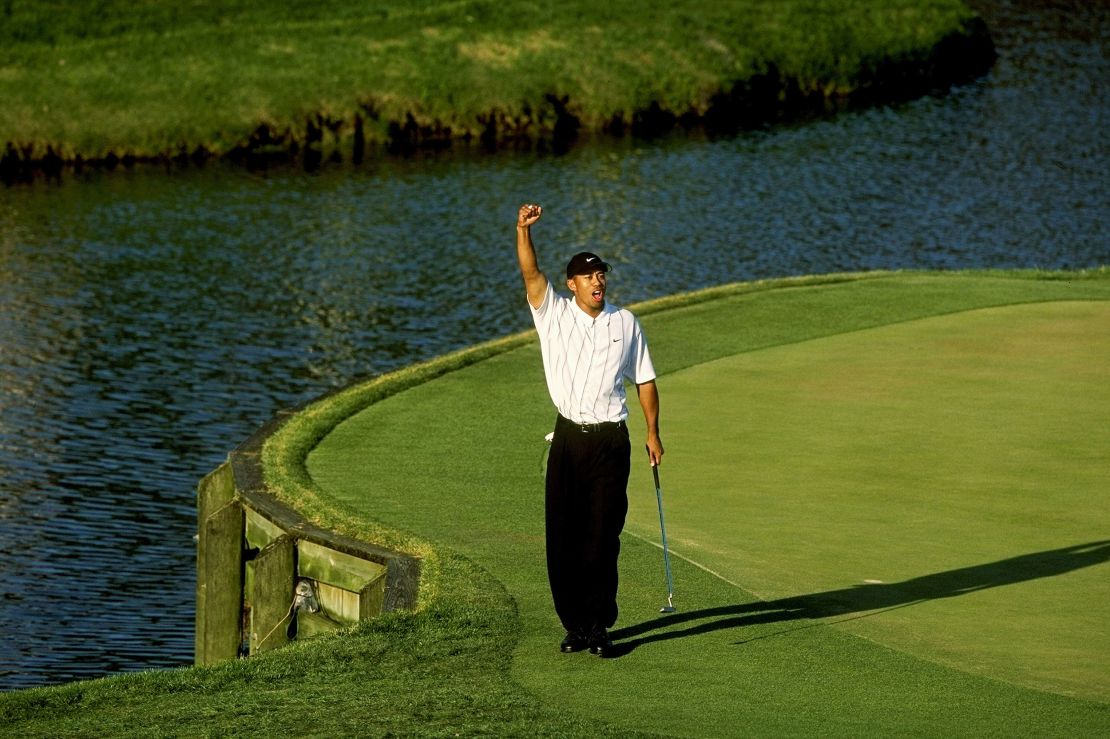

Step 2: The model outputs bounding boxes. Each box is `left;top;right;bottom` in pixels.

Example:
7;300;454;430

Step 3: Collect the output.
608;540;1110;655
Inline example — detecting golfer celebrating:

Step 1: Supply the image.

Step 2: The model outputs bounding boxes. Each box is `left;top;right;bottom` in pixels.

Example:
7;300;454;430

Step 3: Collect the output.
515;202;663;657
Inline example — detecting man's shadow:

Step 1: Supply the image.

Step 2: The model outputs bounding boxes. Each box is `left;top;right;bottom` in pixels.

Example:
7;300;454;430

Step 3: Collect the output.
607;539;1110;655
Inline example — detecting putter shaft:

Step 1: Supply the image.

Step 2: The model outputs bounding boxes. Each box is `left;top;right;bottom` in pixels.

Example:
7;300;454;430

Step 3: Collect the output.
649;450;676;611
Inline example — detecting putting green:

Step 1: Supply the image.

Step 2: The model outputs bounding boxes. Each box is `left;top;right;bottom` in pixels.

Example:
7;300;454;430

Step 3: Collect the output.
306;273;1110;735
624;300;1110;702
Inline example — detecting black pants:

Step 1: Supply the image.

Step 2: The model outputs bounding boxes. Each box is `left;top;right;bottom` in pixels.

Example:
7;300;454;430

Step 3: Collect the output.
545;415;631;635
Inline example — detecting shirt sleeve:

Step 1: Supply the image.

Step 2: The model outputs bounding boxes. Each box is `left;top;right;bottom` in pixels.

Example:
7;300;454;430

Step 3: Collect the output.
529;281;556;334
624;317;657;384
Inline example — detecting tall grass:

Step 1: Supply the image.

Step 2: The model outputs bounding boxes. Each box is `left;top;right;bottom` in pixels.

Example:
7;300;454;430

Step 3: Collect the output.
0;0;987;162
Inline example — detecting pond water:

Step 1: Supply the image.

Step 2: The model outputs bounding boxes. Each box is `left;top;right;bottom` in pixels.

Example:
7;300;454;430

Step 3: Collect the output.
0;0;1106;689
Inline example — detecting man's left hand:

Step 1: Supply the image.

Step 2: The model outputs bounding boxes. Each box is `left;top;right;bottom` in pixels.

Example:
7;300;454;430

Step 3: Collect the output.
646;434;664;467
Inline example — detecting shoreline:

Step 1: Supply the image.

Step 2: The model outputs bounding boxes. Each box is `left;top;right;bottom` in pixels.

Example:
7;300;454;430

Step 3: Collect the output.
0;16;994;183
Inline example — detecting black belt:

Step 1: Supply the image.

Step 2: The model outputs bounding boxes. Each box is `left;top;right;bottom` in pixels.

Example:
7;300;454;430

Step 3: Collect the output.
557;414;626;434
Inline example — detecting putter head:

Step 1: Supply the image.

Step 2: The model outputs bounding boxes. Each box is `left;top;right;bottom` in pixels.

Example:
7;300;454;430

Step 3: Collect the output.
659;594;676;613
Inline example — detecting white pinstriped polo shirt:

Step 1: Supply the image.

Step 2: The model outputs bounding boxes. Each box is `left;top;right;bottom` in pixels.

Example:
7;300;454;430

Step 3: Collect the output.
530;282;656;424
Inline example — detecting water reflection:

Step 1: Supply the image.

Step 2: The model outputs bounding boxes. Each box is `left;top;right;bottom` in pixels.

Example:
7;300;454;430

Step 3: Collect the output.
0;0;1107;689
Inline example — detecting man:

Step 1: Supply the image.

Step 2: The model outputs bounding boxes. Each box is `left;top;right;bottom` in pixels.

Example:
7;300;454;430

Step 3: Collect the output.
515;202;664;657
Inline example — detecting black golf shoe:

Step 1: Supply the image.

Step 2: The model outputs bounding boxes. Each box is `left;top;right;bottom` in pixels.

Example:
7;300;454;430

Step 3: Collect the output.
560;631;588;653
587;628;613;657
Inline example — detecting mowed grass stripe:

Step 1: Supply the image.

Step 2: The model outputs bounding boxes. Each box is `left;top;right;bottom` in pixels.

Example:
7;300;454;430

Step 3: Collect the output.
624;301;1109;702
307;271;1110;736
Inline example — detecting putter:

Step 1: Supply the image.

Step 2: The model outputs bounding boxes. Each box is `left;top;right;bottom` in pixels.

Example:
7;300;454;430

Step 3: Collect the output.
648;447;676;613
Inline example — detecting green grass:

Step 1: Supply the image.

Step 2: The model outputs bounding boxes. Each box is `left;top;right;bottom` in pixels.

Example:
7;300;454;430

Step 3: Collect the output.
3;270;1107;736
302;270;1110;735
639;300;1110;700
0;0;985;160
0;554;637;737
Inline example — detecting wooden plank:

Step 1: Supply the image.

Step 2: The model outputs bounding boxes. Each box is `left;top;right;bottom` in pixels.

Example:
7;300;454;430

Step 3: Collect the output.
295;608;344;640
195;460;236;664
298;539;387;593
197;460;235;521
198;499;243;666
359;572;388;621
248;535;295;655
383;556;421;612
314;581;360;623
244;506;284;550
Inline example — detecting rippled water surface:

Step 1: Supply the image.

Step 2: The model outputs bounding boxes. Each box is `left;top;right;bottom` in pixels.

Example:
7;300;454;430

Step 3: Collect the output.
0;0;1107;689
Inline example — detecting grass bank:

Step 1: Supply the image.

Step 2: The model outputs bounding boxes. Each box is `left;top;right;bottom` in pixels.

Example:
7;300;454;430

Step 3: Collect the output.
0;0;993;171
2;269;1106;736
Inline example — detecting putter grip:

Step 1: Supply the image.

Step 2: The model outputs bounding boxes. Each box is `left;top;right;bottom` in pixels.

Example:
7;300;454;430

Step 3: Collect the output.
646;445;661;488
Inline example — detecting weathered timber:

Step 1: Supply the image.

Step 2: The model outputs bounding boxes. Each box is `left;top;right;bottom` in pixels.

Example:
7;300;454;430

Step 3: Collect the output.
244;506;284;551
195;397;421;664
248;535;295;654
298;539;387;594
197;498;244;666
359;574;388;621
230;409;421;616
296;608;345;640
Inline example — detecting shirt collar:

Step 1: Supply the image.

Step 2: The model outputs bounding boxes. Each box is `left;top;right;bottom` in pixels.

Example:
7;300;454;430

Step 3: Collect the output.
572;300;614;328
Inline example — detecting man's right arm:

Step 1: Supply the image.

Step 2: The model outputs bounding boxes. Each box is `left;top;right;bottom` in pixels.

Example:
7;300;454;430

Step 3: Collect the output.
516;203;548;309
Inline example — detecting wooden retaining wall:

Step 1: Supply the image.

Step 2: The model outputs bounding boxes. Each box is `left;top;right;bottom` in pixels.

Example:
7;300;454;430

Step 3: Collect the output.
194;412;420;666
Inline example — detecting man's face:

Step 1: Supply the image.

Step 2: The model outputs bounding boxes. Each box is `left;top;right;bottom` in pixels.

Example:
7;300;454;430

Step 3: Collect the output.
567;269;607;316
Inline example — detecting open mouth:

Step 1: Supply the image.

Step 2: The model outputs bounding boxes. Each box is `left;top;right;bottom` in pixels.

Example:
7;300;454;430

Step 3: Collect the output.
592;289;604;302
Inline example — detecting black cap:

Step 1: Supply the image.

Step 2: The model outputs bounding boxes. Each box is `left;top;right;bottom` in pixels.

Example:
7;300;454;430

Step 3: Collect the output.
565;251;612;279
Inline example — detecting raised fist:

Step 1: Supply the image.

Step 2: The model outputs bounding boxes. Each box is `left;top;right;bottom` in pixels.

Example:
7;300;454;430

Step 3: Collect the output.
518;203;542;228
